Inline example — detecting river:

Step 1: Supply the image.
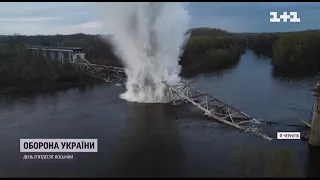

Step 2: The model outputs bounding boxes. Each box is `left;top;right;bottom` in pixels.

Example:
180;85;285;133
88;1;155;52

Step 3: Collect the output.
0;51;319;177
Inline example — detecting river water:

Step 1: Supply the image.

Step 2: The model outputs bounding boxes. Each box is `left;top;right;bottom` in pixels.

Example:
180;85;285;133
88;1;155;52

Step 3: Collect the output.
0;51;319;177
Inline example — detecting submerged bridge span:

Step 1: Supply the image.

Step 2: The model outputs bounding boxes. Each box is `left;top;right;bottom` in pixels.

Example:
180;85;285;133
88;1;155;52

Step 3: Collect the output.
74;60;273;141
28;46;273;141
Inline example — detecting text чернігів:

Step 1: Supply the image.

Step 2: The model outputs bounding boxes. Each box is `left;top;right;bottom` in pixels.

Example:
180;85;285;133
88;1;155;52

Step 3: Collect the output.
20;139;98;152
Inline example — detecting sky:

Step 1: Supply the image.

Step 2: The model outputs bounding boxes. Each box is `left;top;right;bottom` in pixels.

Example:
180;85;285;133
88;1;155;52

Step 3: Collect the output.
0;2;319;35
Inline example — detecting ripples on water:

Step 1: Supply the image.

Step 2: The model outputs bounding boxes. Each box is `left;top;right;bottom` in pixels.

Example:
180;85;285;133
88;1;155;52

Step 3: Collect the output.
0;51;319;177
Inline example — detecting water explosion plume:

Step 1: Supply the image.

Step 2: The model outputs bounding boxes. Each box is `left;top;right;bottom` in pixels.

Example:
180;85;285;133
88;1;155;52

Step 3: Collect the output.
99;2;190;103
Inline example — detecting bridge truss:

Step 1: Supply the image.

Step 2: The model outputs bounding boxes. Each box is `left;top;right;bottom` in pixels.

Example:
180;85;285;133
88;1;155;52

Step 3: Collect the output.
73;61;273;141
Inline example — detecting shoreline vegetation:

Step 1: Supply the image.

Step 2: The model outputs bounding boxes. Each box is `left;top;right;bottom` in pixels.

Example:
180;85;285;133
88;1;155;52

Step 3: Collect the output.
1;27;320;95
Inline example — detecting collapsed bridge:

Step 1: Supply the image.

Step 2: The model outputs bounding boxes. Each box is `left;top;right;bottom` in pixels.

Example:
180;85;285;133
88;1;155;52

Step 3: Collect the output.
74;59;273;141
27;46;273;141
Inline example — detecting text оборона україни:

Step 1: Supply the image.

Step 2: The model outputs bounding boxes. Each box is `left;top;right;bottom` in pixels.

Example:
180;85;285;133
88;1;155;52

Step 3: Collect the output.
20;139;98;160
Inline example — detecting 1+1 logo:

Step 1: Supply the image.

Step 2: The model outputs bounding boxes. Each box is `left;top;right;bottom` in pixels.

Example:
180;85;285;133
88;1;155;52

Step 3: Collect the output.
270;12;300;23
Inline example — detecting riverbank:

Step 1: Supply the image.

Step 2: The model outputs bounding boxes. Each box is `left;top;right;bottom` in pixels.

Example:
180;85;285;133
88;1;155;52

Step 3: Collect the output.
0;51;318;178
0;43;104;95
0;29;245;94
2;28;320;95
242;30;320;76
179;34;243;77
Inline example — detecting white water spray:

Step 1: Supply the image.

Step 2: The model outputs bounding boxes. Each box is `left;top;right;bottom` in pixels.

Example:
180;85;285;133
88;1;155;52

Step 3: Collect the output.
99;2;190;103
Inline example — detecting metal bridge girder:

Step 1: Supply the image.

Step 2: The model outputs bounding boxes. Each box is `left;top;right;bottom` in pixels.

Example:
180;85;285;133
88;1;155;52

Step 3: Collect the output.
71;61;272;141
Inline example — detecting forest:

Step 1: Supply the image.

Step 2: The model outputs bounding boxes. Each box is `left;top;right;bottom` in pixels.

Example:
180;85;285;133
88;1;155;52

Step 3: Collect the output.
1;27;320;94
242;30;320;76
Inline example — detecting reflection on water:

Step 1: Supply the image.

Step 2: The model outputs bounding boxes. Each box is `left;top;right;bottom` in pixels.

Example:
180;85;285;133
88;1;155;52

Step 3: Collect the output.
272;68;320;79
108;103;186;177
231;144;303;177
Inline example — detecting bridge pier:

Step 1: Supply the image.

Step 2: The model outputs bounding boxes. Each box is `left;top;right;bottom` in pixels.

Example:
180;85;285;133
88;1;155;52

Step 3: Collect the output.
43;51;47;59
58;52;64;62
50;51;55;60
309;82;320;147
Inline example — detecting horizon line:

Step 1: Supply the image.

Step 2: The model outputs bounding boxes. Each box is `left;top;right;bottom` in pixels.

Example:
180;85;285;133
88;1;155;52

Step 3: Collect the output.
1;28;320;36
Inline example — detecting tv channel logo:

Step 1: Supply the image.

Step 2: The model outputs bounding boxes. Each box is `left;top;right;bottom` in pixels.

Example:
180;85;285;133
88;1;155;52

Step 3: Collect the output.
270;12;300;23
